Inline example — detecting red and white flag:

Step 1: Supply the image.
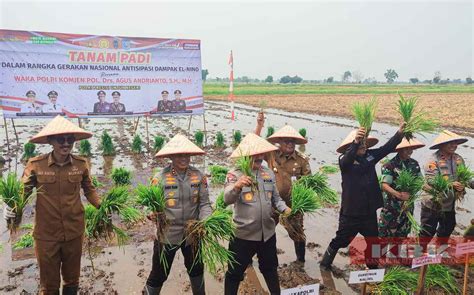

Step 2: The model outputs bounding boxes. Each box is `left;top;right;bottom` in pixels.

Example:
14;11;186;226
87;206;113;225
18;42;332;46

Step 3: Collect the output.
228;50;235;121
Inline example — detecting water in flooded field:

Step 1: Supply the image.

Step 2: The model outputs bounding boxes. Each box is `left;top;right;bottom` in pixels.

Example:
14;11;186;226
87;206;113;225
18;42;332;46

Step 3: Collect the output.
1;100;472;294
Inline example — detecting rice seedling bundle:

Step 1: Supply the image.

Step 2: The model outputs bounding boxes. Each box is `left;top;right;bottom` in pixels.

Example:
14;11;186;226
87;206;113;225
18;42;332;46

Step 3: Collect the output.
194;131;204;147
100;131;115;156
393;169;425;211
455;164;474;200
209;165;229;185
91;176;104;188
425;264;459;294
79;139;92;157
185;210;236;275
12;232;34;250
296;173;339;205
397;94;439;139
372;266;417;295
21;142;38;161
111;167;132;186
266;126;275;138
426;174;453;208
19;223;33;230
135;183;168;241
232;130;242;146
298;128;307;138
352;97;377;135
214;191;232;216
215;131;225;148
0;173;35;233
235;155;256;191
319;165;339;174
280;183;320;241
153;135;165;152
131;134;143;154
259;99;268;112
86;186;136;246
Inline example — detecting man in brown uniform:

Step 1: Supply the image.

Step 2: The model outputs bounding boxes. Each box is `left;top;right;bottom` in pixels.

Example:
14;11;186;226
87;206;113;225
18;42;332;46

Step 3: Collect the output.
255;113;311;262
4;115;101;295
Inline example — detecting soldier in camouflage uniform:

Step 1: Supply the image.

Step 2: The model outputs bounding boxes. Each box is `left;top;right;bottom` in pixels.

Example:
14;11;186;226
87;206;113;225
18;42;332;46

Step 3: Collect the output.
143;134;212;295
378;138;425;238
255;113;311;263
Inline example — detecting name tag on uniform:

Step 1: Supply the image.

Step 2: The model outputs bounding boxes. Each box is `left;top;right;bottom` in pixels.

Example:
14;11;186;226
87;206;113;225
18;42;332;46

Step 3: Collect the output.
190;183;200;188
37;171;55;176
366;155;375;162
165;185;178;189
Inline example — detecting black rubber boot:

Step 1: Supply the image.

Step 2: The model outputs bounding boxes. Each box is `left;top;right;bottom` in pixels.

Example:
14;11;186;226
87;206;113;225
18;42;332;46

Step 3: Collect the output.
262;270;281;295
142;284;162;295
189;274;206;295
62;286;78;295
294;241;306;262
320;246;337;270
224;275;240;295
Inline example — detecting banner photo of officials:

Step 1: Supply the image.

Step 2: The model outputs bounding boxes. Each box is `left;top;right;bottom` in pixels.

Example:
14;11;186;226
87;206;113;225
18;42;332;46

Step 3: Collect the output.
0;29;204;118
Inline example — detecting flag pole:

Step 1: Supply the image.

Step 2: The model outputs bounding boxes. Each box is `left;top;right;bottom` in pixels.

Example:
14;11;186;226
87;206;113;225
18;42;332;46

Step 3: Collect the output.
228;50;235;133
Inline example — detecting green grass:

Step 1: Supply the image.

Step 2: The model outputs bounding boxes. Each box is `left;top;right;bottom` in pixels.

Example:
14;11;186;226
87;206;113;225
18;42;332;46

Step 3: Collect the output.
194;130;205;147
203;83;474;96
153;135;166;152
21;142;38;161
131;134;143;154
319;165;339;174
13;232;34;250
79;139;92;157
111;167;132;186
209;165;229;185
215;131;225;148
266;126;275;138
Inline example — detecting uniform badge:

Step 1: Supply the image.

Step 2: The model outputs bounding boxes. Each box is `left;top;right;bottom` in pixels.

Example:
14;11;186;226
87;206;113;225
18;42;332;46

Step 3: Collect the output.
167;199;176;207
244;192;253;202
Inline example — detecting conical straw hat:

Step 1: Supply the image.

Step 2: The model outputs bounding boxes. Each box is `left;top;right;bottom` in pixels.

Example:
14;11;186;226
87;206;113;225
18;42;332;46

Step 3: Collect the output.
395;137;425;152
336;129;379;153
267;125;308;145
429;130;468;150
30;115;92;144
155;134;205;158
230;133;278;158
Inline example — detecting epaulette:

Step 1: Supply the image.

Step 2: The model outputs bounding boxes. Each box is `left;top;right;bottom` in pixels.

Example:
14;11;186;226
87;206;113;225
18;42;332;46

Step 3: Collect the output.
71;154;87;162
29;153;49;162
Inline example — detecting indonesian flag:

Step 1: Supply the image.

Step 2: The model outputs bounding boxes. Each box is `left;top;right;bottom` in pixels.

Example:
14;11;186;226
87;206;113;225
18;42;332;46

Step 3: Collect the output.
228;50;234;121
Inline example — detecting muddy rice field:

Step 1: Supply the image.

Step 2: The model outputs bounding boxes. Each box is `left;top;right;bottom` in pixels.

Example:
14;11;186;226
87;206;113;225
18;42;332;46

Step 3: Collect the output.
1;100;473;294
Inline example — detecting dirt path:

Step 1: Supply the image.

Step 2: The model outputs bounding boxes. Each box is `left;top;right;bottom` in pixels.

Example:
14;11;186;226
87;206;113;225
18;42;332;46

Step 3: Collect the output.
206;93;474;136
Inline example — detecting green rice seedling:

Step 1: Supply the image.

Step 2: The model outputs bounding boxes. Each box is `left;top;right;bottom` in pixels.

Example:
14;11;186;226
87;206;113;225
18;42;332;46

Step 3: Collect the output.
235;155;256;191
281;183;320;241
319;165;339;174
371;266;417;295
12;232;34;250
426;174;453;208
79;139;92;157
87;186;134;246
215;131;225;148
394;169;425;211
266;126;275;138
214;191;232;216
0;173;35;234
352;97;378;135
259;99;268;112
456;164;474;200
131;134;143;154
296;173;339;205
99;131;115;156
209;165;229;185
111;167;132;186
185;209;236;275
464;219;474;239
299;128;307;138
91;176;104;188
397;94;439;139
194;131;205;147
119;206;143;225
19;223;34;230
21;142;38;161
232;130;242;146
153;135;166;152
425;264;459;294
135;183;168;241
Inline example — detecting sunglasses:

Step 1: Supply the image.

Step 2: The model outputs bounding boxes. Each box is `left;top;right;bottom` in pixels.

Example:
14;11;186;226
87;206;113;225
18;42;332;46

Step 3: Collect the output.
55;136;75;145
281;140;296;145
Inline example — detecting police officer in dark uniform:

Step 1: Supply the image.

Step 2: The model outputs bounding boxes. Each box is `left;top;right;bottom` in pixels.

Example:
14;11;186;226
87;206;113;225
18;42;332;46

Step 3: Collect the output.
157;90;173;113
93;90;110;113
173;90;186;112
320;123;406;270
109;91;126;113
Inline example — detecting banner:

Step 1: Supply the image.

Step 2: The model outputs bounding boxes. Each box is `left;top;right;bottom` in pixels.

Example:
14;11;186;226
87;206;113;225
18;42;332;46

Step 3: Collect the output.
0;30;203;118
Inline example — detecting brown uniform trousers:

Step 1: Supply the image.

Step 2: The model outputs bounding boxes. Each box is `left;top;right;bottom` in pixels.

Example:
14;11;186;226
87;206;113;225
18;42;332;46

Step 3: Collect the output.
22;153;100;294
266;150;311;238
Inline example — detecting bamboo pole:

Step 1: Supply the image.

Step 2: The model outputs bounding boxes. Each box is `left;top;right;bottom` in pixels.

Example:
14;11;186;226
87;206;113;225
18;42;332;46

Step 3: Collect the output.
10;119;19;146
415;264;428;295
463;253;469;295
3;117;10;152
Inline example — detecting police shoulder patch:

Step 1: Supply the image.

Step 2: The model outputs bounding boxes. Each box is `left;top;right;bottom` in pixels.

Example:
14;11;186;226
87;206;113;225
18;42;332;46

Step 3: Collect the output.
226;172;237;183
